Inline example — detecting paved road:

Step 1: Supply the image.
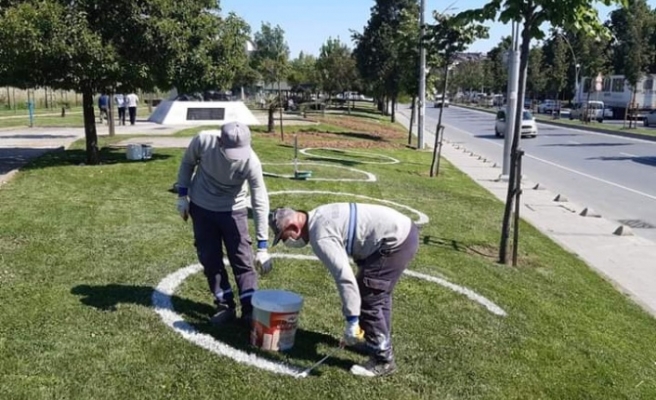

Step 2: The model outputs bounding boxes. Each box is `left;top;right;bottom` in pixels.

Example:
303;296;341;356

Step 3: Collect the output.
419;105;656;242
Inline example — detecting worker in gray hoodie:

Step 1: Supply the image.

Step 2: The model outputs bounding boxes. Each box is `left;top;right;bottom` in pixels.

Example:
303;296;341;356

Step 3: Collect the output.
268;203;419;377
176;122;272;326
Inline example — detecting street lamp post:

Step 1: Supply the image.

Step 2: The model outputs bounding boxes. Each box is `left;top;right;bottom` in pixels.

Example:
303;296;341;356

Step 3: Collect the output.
575;63;581;104
553;31;580;105
417;0;426;150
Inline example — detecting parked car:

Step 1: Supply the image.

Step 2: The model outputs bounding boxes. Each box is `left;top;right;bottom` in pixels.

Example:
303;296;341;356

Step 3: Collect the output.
494;109;538;138
643;110;656;127
569;100;604;123
537;100;557;114
434;95;450;108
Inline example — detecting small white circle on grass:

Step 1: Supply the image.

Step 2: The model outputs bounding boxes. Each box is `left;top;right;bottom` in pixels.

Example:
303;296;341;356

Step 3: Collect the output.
247;190;429;226
299;147;400;165
153;254;506;377
262;162;377;182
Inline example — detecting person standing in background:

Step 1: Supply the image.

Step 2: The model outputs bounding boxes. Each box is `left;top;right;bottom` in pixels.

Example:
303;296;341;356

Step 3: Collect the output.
97;93;109;124
115;93;127;125
126;92;139;125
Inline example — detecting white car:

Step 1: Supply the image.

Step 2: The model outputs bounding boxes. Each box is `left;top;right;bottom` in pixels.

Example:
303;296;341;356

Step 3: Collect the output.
494;109;538;138
434;95;450;108
569;101;604;123
643;110;656;127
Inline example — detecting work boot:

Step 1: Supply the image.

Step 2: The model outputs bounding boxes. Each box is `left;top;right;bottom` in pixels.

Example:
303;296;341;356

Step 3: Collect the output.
350;356;397;377
209;304;236;326
346;341;375;356
239;311;253;329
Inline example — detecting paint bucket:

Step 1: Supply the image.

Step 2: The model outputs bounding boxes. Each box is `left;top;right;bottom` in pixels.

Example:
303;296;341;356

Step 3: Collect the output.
126;144;153;160
294;170;312;180
250;289;303;352
126;144;143;160
142;144;153;160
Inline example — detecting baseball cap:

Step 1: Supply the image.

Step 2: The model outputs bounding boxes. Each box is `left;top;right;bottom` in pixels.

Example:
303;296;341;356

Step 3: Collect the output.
220;121;251;160
269;207;298;246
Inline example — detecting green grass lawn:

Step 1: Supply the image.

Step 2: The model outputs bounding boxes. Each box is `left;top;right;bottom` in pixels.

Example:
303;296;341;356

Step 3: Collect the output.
0;112;84;128
0;106;83;118
1;117;656;399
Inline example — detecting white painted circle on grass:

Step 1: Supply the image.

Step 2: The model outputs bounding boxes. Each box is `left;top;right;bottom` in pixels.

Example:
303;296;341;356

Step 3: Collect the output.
152;255;506;377
299;147;400;165
262;162;377;182
248;190;429;226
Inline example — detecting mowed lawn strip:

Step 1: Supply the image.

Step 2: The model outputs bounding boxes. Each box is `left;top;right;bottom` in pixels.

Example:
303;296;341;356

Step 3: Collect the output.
0;112;655;399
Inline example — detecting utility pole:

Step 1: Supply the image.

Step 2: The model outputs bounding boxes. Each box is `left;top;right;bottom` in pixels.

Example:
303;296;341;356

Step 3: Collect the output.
502;21;520;179
417;0;426;150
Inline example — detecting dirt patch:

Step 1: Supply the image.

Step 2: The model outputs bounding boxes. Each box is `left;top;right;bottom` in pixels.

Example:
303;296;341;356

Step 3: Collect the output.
273;114;407;149
316;115;406;140
280;131;402;149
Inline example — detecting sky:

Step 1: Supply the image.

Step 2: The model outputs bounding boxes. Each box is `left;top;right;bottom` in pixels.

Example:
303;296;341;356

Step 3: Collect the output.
220;0;651;57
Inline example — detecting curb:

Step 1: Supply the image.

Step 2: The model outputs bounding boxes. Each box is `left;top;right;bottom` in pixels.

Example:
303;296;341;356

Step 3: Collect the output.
452;104;656;143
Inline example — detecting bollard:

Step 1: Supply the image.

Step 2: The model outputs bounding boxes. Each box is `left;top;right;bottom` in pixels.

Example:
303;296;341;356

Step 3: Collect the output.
27;100;34;127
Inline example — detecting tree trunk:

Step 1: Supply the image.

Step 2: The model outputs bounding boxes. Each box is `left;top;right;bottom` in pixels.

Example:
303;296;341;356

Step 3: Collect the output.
278;82;284;141
108;89;116;137
408;96;416;146
430;63;449;177
631;88;637;129
267;105;275;133
499;25;531;265
390;95;396;123
82;87;100;165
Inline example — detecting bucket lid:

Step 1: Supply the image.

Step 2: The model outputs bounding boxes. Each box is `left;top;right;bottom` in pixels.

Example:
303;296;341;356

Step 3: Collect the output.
252;289;303;313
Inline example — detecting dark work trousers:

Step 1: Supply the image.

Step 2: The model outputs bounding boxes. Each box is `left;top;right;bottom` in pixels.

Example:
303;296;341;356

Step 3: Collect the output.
117;107;126;125
128;106;137;125
189;202;257;315
355;223;420;362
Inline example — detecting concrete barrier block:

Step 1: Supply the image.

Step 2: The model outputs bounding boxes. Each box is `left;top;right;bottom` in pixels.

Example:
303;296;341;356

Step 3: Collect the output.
613;225;634;236
580;208;601;218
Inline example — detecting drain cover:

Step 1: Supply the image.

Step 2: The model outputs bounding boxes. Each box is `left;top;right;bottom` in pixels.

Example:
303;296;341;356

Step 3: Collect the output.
617;219;656;229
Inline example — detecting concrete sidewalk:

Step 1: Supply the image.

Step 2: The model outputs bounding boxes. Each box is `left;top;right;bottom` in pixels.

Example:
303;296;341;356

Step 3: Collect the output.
396;108;656;319
0;122;186;185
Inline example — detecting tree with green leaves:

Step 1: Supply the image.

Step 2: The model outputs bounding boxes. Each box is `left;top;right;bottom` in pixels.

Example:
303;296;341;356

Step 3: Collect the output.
452;60;487;94
608;0;655;127
545;35;569;115
397;6;422;145
0;0;246;165
316;37;359;113
486;36;512;94
527;46;547;101
251;22;290;135
353;0;419;122
287;52;319;97
252;22;290;87
425;11;489;177
458;0;627;265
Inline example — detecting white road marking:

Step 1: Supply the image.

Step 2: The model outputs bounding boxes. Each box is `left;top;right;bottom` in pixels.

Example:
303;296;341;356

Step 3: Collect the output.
620;152;638;157
451;106;656;146
442;121;656;202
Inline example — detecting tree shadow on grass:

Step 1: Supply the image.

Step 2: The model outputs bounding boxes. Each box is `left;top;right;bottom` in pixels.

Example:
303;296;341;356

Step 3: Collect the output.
70;283;353;373
21;146;171;171
422;235;496;259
